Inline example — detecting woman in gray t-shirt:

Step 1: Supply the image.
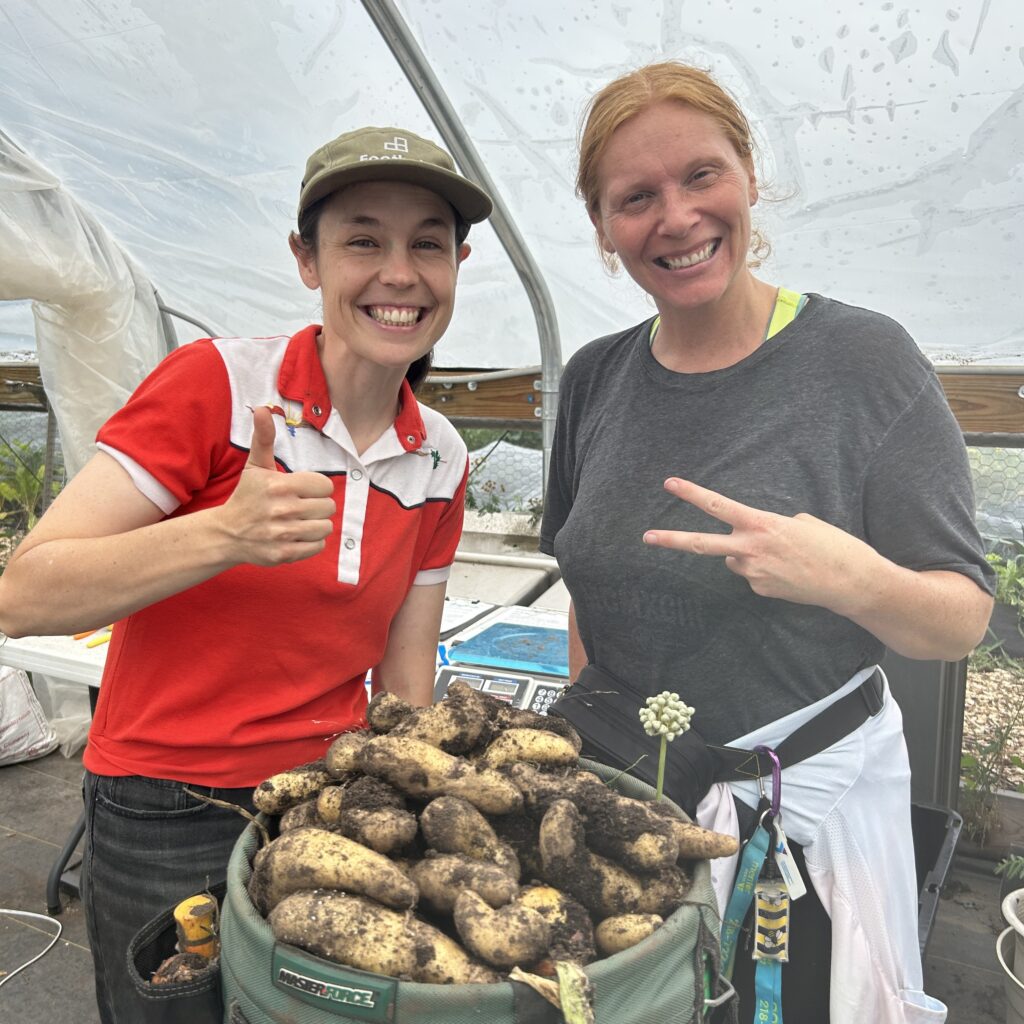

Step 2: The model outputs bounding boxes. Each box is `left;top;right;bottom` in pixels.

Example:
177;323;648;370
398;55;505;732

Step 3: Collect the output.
541;61;993;1024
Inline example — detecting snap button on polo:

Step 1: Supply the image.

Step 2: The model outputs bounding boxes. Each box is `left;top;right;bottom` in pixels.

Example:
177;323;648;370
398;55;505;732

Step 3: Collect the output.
350;469;363;481
311;404;322;416
344;538;356;550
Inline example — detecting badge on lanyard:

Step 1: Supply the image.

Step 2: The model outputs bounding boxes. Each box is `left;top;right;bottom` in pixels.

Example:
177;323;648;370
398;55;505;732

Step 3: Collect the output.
751;746;791;963
771;816;807;901
753;870;790;962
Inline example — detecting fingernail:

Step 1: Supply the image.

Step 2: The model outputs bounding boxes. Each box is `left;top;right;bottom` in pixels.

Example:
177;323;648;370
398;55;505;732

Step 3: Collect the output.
643;532;657;544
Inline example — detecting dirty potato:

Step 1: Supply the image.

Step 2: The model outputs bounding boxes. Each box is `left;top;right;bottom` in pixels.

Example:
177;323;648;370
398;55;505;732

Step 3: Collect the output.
390;689;490;754
651;810;740;861
248;826;417;914
634;865;692;917
516;885;597;965
594;914;663;956
252;760;331;815
324;730;370;778
357;735;523;815
477;728;579;770
410;853;519;914
538;799;645;919
270;890;499;985
365;691;416;733
335;806;419;855
420;795;520;878
315;785;345;824
278;797;321;833
453;890;552;970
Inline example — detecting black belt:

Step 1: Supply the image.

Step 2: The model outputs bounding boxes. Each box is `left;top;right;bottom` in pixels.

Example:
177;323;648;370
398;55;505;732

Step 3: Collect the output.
707;668;886;783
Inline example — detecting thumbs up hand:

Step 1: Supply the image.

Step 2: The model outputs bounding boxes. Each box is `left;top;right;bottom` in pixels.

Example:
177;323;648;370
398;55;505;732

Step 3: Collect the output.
246;402;280;471
219;406;336;566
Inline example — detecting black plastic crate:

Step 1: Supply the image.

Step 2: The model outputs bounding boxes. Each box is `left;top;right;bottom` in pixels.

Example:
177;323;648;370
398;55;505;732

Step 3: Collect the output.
912;802;963;955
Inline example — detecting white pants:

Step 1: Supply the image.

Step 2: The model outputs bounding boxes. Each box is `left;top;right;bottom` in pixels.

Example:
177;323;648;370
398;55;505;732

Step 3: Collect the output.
696;667;946;1024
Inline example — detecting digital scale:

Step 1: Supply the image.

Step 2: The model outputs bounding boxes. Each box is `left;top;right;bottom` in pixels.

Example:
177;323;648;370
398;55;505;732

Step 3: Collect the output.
433;604;570;713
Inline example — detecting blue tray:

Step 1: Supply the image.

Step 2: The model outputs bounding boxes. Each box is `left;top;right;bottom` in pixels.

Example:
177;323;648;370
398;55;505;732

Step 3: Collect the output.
447;622;569;678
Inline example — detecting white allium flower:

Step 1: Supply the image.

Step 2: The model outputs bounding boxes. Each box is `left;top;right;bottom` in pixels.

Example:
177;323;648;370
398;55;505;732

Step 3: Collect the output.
639;691;695;739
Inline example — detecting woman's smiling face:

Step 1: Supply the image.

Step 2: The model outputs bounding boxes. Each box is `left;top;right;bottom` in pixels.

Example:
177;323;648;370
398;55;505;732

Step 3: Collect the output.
292;180;469;373
591;100;758;317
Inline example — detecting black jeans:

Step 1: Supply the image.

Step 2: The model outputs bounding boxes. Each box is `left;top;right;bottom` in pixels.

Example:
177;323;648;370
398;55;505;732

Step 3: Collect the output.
81;771;255;1024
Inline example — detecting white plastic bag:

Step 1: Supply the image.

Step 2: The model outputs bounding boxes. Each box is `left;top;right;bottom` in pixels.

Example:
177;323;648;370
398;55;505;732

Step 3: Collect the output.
30;673;91;757
0;665;59;766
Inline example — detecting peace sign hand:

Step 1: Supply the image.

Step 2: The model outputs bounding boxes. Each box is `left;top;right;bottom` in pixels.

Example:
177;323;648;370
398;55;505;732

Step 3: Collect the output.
643;477;880;615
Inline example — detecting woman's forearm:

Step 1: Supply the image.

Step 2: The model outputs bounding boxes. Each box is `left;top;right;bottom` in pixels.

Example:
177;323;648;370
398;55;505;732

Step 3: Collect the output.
0;434;335;638
838;562;993;662
0;507;239;637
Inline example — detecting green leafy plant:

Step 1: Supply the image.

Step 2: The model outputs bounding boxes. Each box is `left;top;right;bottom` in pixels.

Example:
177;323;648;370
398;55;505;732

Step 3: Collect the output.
638;691;695;801
986;540;1024;609
996;853;1024;883
465;474;508;514
0;438;61;533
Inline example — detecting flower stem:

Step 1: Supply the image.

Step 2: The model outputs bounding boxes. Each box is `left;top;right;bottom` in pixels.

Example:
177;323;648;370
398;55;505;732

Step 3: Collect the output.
656;735;667;801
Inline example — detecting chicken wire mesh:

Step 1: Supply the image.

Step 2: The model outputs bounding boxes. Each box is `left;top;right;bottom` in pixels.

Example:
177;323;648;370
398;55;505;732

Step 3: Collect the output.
0;412;1018;554
460;428;545;518
457;428;1024;553
969;445;1024;551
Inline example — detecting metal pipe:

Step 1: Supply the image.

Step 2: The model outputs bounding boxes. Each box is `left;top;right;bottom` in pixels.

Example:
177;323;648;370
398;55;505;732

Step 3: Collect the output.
156;302;217;342
454;549;558;571
41;405;58;515
359;0;561;493
964;433;1024;449
427;365;541;386
154;290;179;354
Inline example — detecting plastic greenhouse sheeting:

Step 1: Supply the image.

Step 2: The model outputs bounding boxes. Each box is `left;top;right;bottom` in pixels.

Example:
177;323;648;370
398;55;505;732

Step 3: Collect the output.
1;0;1023;468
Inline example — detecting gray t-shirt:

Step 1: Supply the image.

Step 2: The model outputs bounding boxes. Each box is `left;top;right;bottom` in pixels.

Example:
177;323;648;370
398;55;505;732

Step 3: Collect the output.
540;294;994;744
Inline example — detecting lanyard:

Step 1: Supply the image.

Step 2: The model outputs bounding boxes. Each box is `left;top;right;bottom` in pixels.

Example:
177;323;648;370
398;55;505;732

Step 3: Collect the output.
751;746;786;1024
721;747;789;1024
754;959;784;1024
720;806;772;980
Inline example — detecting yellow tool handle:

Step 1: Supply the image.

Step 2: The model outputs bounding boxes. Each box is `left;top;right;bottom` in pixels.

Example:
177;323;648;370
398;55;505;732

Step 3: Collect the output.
173;894;220;960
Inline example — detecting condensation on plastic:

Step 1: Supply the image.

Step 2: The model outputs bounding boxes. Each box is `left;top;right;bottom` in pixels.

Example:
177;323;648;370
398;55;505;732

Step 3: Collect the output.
0;0;1021;403
0;134;168;475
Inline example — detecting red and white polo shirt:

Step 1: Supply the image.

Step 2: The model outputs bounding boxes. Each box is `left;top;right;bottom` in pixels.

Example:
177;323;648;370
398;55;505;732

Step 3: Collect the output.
84;325;467;786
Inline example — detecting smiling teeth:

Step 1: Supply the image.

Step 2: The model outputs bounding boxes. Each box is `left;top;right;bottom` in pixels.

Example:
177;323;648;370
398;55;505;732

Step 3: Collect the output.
368;306;421;325
660;241;718;270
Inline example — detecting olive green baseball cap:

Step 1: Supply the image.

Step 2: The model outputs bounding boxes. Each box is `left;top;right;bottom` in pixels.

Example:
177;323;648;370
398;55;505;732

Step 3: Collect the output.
298;126;493;224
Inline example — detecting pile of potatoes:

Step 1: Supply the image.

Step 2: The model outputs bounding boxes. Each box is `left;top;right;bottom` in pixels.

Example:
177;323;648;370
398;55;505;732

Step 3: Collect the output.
247;680;738;985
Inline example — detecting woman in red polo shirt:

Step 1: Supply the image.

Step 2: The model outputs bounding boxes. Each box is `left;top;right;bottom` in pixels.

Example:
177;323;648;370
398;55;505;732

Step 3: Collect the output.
0;125;491;1024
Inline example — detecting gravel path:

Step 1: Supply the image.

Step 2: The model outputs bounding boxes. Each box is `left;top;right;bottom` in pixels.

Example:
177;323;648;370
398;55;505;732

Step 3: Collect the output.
963;660;1024;790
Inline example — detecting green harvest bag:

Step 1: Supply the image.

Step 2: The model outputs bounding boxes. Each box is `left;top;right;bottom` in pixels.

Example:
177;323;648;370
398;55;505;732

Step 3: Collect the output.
219;759;735;1024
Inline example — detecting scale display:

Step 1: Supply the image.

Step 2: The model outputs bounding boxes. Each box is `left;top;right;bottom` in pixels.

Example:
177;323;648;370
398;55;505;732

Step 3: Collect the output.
433;666;567;715
447;622;569;678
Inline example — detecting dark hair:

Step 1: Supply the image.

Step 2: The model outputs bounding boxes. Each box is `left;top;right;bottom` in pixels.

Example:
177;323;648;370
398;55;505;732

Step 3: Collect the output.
293;198;468;393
